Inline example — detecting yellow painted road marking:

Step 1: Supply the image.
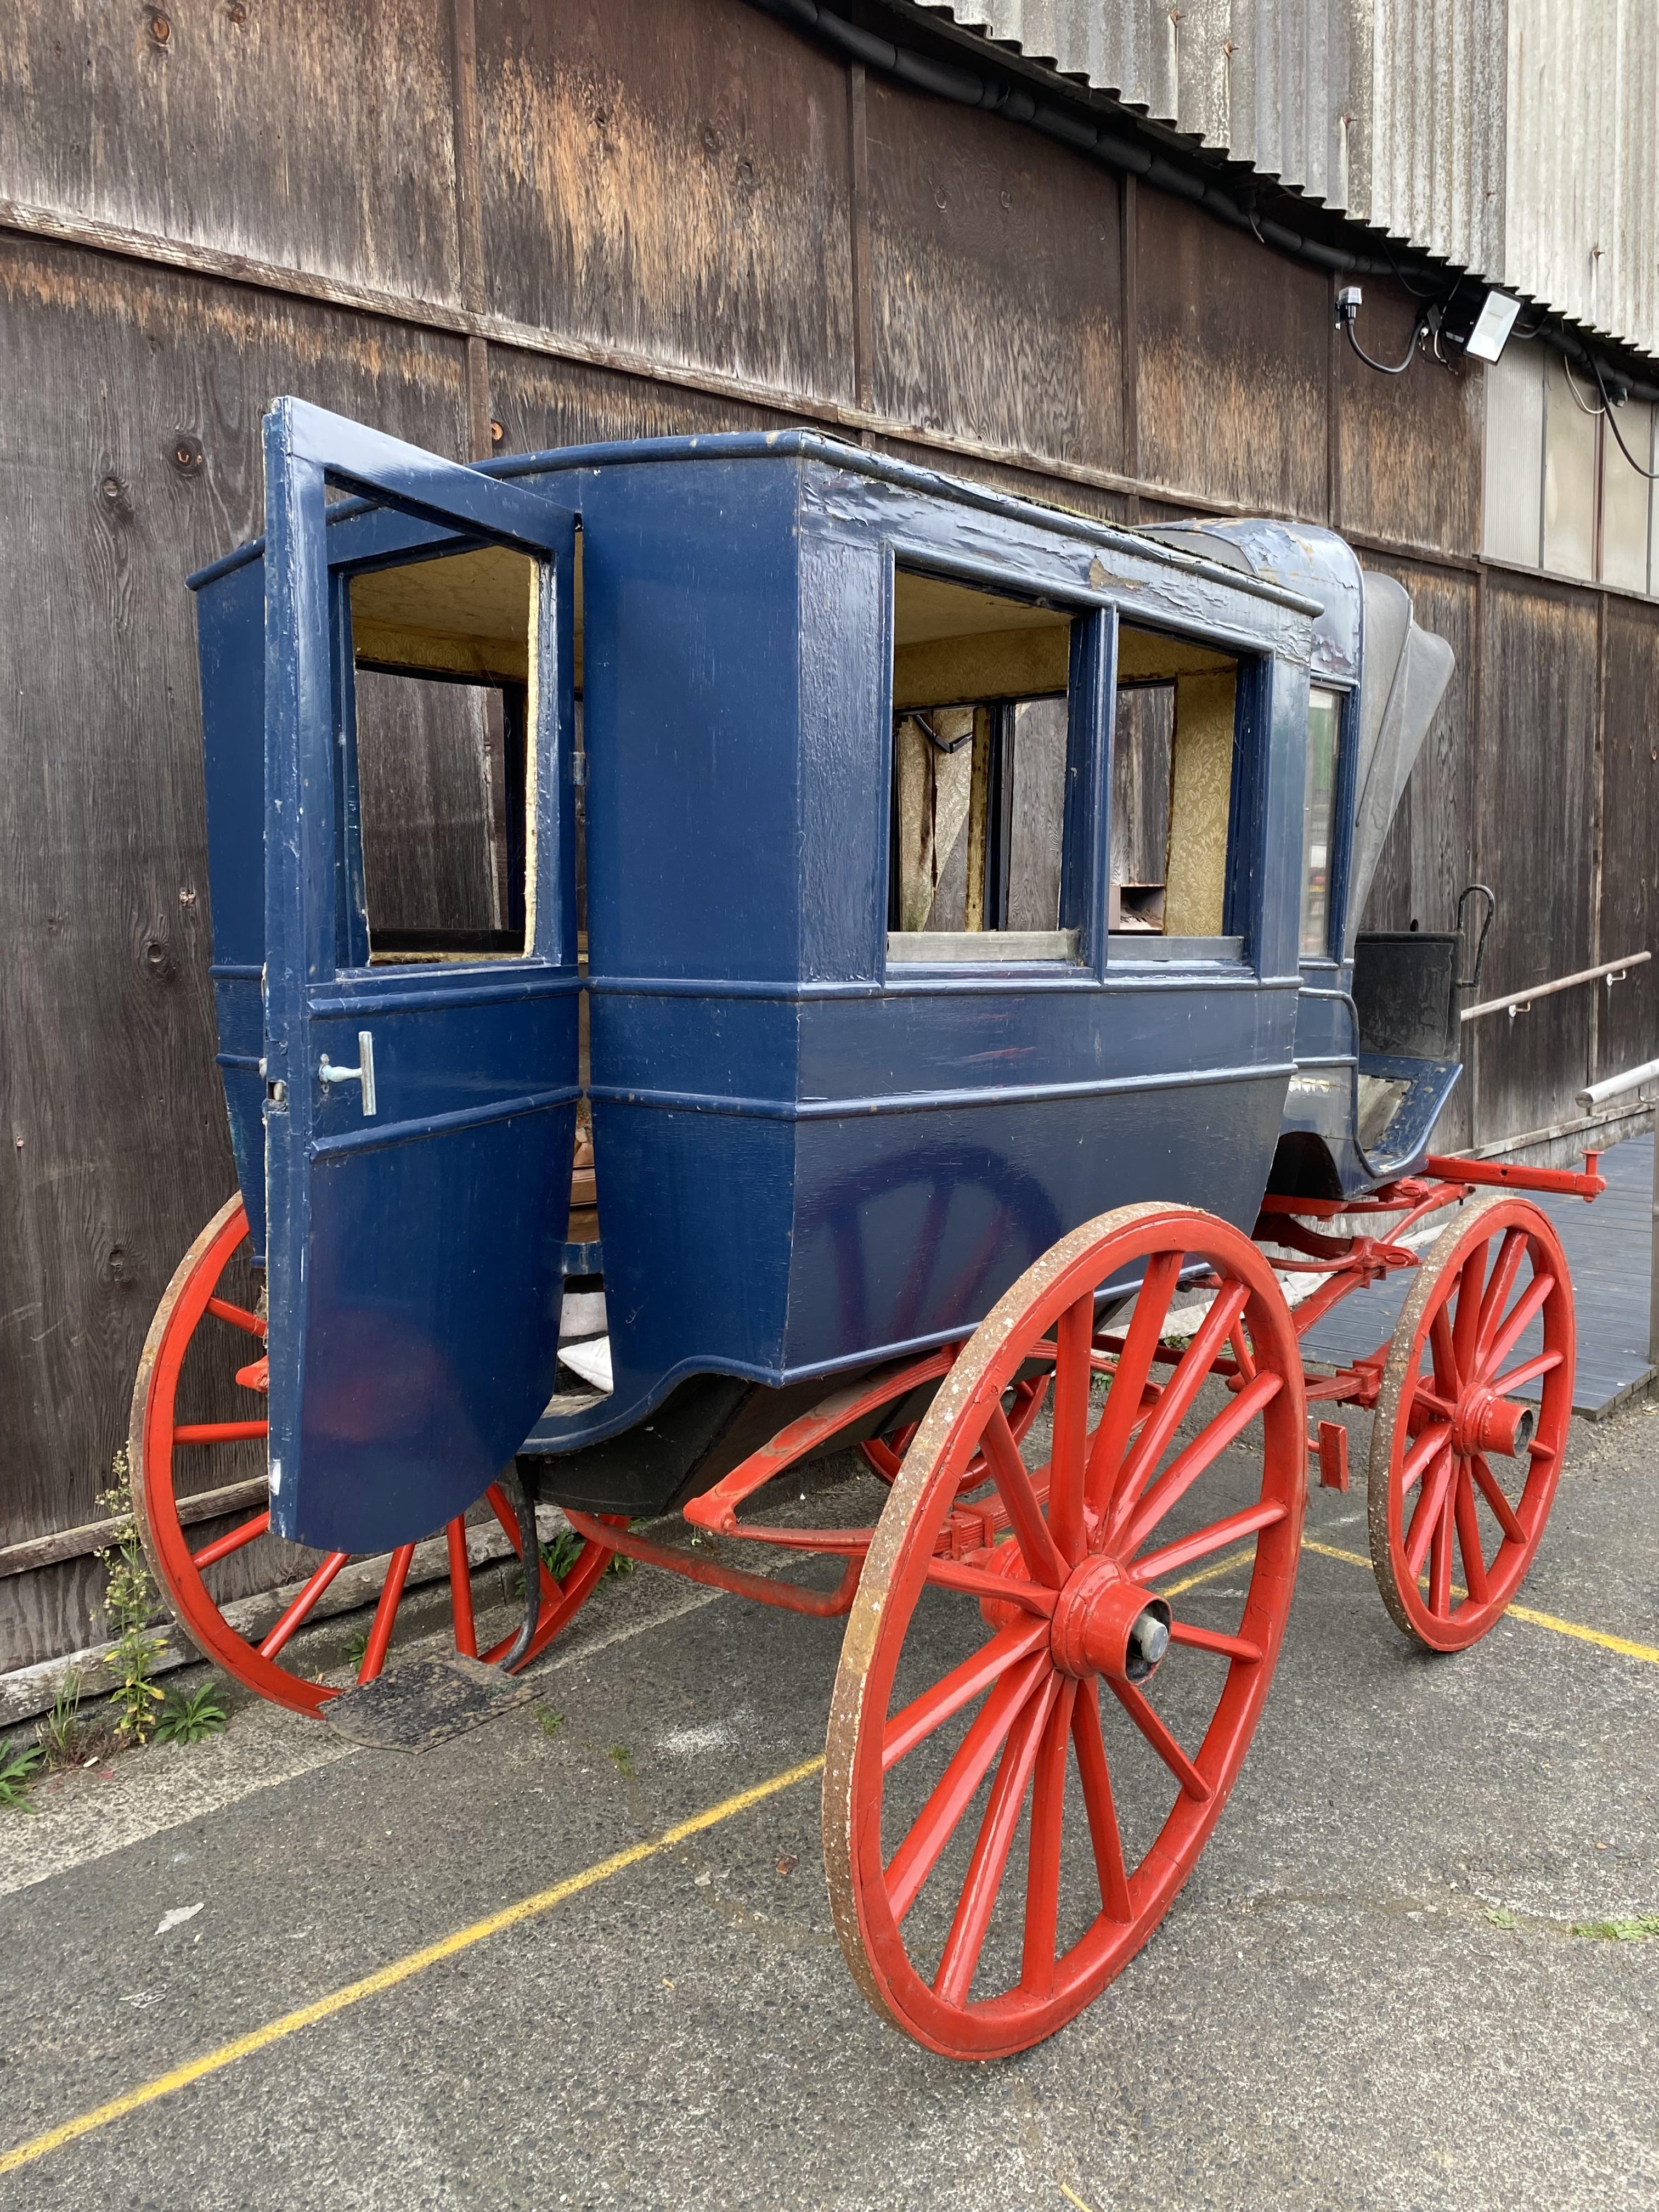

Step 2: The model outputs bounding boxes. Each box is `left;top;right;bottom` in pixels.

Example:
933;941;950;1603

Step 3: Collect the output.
1166;1535;1659;1666
1059;2185;1100;2212
1299;1536;1659;1664
0;1753;825;2180
5;1525;1652;2179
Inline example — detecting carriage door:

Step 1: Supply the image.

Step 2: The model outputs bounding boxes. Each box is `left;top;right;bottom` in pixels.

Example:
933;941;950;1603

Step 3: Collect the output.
261;398;580;1554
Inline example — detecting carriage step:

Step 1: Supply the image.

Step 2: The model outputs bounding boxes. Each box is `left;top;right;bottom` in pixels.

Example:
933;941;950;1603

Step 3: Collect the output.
319;1654;536;1753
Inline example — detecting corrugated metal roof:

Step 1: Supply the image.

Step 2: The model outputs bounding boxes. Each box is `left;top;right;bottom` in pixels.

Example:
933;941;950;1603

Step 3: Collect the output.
917;1;1657;362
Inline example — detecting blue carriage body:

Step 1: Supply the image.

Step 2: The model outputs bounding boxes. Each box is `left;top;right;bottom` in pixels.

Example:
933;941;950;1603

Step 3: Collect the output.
190;415;1456;1549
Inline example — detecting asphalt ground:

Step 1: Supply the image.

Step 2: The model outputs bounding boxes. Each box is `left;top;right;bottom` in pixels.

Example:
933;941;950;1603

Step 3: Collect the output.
1;1392;1655;2212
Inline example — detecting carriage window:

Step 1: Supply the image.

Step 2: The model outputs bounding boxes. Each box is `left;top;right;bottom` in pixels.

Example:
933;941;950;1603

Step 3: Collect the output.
887;569;1079;963
1111;625;1242;941
346;545;539;964
1299;686;1342;957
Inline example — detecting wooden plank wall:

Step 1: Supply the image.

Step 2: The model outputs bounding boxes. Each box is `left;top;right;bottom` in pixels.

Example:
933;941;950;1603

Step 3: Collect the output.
0;0;1654;1667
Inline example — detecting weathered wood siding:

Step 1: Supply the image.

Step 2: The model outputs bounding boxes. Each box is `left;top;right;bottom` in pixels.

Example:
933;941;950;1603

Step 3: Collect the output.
0;0;1653;1667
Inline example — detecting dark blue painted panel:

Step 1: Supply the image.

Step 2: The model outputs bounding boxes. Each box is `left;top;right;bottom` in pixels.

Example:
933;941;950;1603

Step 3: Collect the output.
190;420;1444;1532
292;1106;574;1550
579;458;805;984
257;400;582;1552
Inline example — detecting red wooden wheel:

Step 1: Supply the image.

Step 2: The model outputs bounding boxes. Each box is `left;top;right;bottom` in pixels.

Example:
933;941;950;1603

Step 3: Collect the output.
1367;1193;1575;1653
861;1373;1049;1490
823;1203;1306;2058
129;1195;619;1716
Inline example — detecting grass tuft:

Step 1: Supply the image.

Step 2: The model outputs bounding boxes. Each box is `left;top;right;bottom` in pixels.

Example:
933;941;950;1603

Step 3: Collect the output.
0;1737;43;1813
154;1685;228;1746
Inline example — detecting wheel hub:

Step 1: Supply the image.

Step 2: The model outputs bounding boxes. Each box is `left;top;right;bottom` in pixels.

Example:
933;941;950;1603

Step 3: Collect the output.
1452;1387;1536;1459
1050;1556;1171;1683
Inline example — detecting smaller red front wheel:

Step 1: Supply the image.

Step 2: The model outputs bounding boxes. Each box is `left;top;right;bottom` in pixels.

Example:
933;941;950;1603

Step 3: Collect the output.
130;1195;619;1716
1367;1193;1575;1652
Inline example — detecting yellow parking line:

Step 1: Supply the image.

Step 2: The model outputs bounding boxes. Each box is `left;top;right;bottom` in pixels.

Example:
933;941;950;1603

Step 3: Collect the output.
0;1753;825;2180
1299;1536;1659;1664
5;1521;1651;2179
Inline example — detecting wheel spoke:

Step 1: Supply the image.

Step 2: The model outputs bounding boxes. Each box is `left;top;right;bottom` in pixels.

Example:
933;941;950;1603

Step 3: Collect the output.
1166;1617;1262;1663
1428;1486;1455;1616
1488;1348;1562;1397
1472;1229;1528;1357
191;1508;269;1569
1470;1451;1527;1543
1020;1680;1078;1994
980;1408;1068;1588
1452;1463;1490;1605
1046;1295;1096;1563
1428;1304;1462;1401
258;1551;349;1660
861;1436;903;1480
1106;1281;1251;1541
885;1655;1049;1922
172;1419;269;1446
1104;1676;1211;1802
924;1556;1057;1615
1404;1447;1454;1579
1071;1681;1133;1920
358;1542;416;1683
884;1618;1051;1771
1084;1251;1181;1521
1117;1368;1282;1559
1400;1418;1453;1497
206;1294;267;1339
934;1674;1059;2008
1227;1321;1256;1383
1135;1498;1286;1584
1481;1271;1555;1383
1451;1242;1489;1383
445;1518;477;1658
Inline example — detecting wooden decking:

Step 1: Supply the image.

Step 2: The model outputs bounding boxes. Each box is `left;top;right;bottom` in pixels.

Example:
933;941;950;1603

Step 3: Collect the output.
1299;1134;1656;1417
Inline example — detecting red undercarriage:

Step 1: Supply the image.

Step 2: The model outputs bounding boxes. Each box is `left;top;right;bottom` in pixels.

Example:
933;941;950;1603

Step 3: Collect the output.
561;1152;1605;1614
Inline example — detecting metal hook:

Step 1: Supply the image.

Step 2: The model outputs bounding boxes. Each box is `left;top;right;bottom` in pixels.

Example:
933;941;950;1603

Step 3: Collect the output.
1456;884;1496;990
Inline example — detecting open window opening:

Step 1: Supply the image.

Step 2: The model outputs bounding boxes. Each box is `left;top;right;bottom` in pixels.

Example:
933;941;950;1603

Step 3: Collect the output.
346;543;541;964
887;568;1080;963
1110;625;1243;946
1299;685;1342;958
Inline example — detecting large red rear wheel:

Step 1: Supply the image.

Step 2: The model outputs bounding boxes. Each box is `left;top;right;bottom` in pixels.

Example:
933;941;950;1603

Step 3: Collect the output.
129;1195;618;1716
1367;1193;1575;1652
824;1203;1305;2058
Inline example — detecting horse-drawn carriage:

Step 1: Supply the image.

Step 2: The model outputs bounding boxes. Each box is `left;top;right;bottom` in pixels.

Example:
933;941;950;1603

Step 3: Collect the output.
132;402;1595;2057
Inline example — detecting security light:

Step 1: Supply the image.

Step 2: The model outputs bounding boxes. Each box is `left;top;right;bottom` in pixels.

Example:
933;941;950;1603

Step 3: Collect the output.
1438;287;1522;364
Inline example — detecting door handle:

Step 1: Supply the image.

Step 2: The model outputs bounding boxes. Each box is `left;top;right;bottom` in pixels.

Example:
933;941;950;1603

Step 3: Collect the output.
319;1029;377;1116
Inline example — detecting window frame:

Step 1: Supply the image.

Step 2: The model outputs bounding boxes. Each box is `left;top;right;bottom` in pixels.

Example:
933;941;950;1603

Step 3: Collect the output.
878;548;1109;979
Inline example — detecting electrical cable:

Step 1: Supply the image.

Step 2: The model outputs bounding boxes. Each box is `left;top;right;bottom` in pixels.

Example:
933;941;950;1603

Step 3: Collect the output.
1342;312;1429;376
744;0;1659;411
1562;358;1605;416
1591;358;1659;480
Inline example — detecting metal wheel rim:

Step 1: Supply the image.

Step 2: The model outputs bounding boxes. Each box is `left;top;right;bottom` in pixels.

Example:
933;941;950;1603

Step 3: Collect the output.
129;1197;616;1715
824;1203;1306;2059
1367;1192;1575;1654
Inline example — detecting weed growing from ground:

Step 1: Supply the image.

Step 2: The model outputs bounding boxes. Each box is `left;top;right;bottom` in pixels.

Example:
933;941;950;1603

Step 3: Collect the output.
345;1627;371;1674
606;1741;634;1777
1572;1914;1659;1941
0;1737;43;1812
37;1668;87;1768
97;1452;167;1746
605;1551;635;1578
154;1685;228;1746
534;1707;566;1739
540;1529;582;1583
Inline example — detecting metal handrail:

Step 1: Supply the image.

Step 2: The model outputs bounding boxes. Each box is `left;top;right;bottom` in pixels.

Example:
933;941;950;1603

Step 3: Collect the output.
1577;1054;1659;1111
1460;950;1650;1023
